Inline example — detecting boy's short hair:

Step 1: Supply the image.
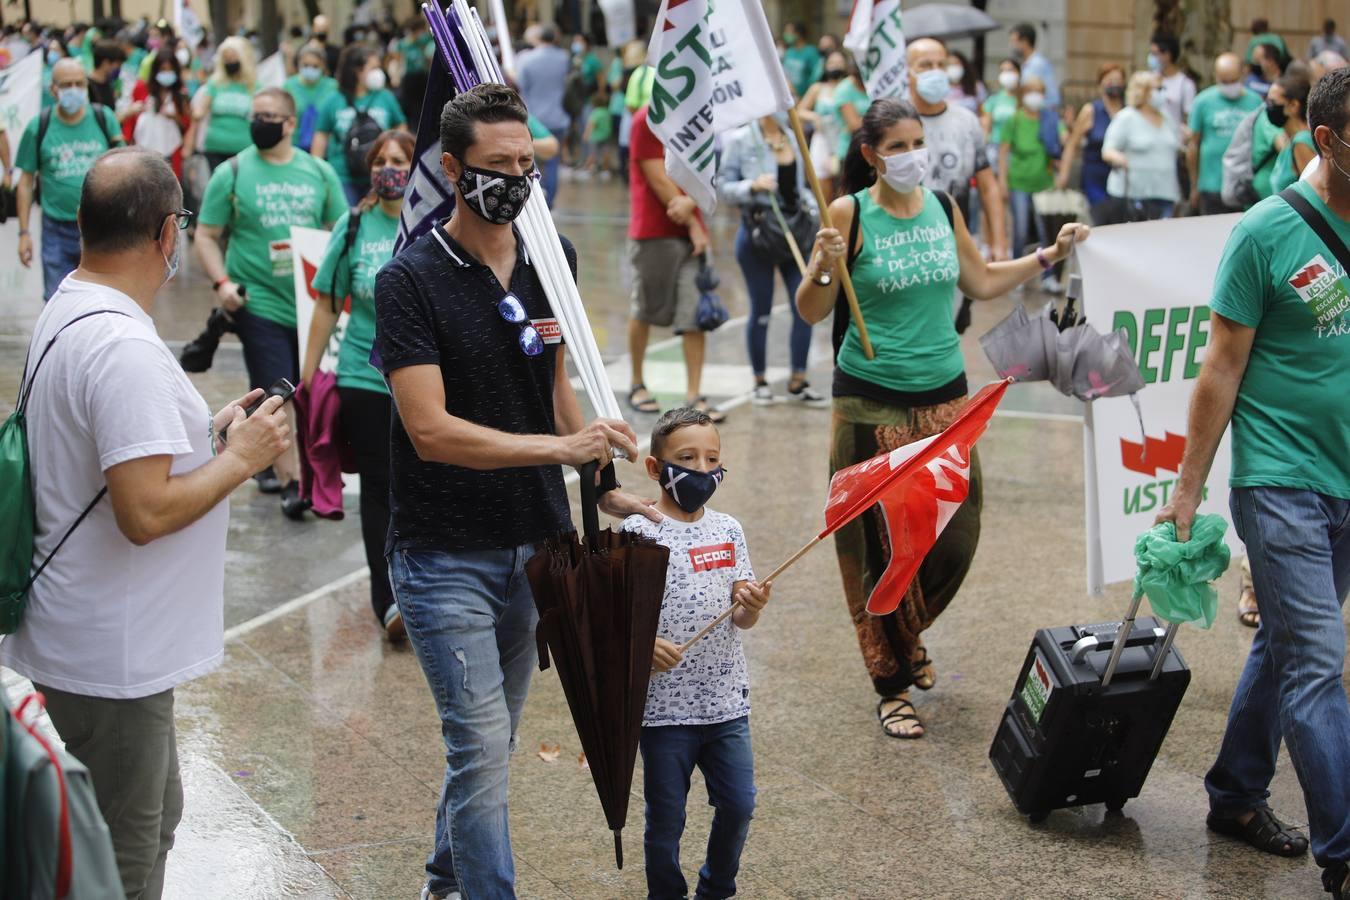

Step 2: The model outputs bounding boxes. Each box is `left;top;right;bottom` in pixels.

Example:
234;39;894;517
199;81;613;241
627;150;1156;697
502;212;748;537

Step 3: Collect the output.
651;407;715;458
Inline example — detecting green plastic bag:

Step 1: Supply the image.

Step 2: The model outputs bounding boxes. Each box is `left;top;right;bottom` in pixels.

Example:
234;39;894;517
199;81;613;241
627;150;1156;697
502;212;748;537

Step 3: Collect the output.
1132;515;1232;629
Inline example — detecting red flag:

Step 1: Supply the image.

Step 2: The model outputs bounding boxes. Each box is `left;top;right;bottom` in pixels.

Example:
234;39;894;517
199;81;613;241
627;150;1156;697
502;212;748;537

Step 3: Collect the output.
821;379;1009;615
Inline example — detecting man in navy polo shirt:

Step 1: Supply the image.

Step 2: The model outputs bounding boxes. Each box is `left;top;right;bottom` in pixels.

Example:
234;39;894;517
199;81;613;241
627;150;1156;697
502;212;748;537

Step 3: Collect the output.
374;83;659;900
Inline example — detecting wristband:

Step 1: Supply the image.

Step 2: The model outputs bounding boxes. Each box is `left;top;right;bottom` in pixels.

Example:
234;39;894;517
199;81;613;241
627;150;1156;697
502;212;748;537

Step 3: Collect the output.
18;229;28;236
213;277;229;290
1035;246;1054;271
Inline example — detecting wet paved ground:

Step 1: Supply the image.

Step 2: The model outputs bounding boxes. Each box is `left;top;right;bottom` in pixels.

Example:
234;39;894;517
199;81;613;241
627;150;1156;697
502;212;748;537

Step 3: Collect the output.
2;170;1343;898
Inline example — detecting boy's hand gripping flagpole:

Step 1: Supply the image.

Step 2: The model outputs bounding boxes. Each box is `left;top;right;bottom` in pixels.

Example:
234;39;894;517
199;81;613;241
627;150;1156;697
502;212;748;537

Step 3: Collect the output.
787;106;874;359
678;380;1011;653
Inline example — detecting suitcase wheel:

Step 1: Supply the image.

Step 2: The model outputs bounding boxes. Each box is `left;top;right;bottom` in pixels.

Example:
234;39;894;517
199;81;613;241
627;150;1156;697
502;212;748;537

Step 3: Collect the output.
1028;809;1050;825
1105;798;1126;813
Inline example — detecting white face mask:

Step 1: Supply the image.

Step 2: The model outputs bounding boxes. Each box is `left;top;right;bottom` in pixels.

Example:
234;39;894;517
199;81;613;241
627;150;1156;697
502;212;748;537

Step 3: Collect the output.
1218;81;1244;100
162;226;182;284
946;64;964;84
878;147;929;194
364;68;386;91
998;70;1020;91
1022;91;1045;112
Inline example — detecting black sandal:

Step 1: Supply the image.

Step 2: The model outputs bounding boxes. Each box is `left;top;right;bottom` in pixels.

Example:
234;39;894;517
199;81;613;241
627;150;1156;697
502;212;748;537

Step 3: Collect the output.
1237;585;1260;629
876;696;925;740
1206;807;1309;857
1324;862;1349;900
688;395;726;424
911;647;936;691
627;383;660;414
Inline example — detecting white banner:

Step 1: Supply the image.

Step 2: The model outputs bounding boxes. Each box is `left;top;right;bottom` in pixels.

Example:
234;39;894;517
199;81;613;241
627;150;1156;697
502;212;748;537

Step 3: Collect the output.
645;0;794;212
290;225;347;374
1077;216;1246;591
0;52;42;155
257;52;286;90
844;0;907;100
596;0;636;47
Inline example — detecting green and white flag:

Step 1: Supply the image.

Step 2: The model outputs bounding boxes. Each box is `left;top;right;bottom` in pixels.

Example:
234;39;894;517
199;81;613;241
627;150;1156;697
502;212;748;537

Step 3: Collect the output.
845;0;908;99
645;0;794;212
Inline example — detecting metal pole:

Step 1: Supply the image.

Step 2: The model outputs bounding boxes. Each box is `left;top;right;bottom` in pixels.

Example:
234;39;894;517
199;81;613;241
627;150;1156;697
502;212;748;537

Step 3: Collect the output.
1149;622;1180;681
1100;592;1143;688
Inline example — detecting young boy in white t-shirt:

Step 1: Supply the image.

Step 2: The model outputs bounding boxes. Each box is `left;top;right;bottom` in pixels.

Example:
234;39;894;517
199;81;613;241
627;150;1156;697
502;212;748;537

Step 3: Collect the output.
621;407;771;900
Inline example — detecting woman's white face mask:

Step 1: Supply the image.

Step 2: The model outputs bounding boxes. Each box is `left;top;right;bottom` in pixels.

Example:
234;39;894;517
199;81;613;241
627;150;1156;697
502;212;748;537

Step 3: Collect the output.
878;147;929;194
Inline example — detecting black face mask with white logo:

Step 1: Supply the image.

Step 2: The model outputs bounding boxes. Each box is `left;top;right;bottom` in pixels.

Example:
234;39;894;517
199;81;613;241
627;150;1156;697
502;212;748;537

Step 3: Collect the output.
660;461;725;514
453;161;535;225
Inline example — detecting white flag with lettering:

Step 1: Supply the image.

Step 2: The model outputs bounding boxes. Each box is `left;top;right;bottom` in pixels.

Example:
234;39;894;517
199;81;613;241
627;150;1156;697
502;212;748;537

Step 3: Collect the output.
0;52;41;149
844;0;908;100
645;0;794;212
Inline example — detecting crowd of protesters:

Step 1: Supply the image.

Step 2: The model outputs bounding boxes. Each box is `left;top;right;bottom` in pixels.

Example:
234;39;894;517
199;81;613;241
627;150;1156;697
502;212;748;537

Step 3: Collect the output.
2;12;1350;900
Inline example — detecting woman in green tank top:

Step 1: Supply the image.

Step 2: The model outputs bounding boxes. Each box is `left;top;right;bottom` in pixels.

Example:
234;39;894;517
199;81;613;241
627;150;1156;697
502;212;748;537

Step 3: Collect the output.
795;98;1089;739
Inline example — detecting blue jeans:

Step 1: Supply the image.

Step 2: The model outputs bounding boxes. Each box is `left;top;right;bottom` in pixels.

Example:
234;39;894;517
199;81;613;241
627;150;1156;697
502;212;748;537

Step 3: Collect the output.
1205;487;1350;868
540;156;560;209
232;307;299;392
1008;189;1049;278
40;214;81;301
390;545;540;899
733;225;810;377
641;717;756;900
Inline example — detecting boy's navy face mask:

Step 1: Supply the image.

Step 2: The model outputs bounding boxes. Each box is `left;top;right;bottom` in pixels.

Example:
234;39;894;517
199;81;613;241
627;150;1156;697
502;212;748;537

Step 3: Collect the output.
660;461;725;514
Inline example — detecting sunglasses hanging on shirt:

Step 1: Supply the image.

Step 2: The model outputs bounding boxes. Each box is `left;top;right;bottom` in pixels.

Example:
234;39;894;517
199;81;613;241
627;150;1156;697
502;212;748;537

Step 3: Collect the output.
498;292;544;357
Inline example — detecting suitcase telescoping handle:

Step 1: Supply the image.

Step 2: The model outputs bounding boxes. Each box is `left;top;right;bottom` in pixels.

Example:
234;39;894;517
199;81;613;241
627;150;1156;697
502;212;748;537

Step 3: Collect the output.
1096;592;1182;687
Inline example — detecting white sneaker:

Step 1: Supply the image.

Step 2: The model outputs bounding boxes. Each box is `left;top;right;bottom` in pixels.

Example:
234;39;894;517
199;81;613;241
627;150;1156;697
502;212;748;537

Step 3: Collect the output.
787;382;829;409
751;384;777;405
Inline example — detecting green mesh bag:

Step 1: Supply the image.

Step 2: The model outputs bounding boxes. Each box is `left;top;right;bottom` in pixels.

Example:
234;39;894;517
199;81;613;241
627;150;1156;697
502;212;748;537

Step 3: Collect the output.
1132;515;1232;629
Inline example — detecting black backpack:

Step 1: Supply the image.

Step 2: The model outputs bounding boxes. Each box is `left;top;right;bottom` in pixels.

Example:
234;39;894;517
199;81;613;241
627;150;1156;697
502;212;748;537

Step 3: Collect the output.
344;102;383;178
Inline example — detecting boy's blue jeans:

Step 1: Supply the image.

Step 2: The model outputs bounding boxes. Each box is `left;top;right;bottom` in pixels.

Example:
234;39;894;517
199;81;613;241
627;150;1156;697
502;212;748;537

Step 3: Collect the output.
1205;487;1350;868
640;717;756;900
390;545;540;900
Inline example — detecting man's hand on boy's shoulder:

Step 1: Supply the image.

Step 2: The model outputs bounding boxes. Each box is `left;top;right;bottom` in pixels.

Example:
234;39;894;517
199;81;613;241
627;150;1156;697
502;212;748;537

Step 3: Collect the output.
652;637;684;672
601;487;663;523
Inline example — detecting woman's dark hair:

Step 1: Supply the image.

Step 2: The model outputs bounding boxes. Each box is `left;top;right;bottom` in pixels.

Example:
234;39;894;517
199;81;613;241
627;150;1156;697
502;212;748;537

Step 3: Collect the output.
336;44;373;98
950;49;977;96
840;98;923;195
1277;70;1312;122
1150;34;1180;64
1000;57;1022;75
358;129;416;212
146;48;188;113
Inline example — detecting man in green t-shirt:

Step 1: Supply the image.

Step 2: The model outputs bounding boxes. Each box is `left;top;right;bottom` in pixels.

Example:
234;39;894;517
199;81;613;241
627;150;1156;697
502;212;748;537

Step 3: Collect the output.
195;87;345;507
1159;69;1350;900
15;58;124;300
1187;52;1263;215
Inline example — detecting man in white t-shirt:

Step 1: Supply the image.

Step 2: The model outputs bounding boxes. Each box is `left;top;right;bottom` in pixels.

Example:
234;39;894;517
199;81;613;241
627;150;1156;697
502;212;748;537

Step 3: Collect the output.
0;147;290;899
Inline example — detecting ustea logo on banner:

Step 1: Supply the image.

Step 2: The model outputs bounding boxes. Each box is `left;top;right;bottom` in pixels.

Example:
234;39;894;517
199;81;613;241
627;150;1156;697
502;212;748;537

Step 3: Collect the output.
689;543;735;572
1288;253;1350;325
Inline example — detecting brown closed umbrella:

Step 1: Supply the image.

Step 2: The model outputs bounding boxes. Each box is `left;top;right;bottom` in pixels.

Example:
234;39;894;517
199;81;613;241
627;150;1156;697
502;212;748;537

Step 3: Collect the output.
526;463;669;868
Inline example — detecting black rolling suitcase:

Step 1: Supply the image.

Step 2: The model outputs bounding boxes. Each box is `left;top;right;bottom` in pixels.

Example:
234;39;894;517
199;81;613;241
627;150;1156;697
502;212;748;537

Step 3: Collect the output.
989;594;1191;822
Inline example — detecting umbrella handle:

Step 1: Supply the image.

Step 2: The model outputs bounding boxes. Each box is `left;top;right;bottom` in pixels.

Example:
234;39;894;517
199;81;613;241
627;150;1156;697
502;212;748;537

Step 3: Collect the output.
578;461;616;548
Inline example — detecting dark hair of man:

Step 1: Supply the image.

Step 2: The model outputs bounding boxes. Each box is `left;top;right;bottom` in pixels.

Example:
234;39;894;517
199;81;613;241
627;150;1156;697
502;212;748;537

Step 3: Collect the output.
79;146;182;253
1278;70;1312;121
336;43;372;97
840;97;924;195
92;39;125;68
1326;19;1337;35
1151;34;1180;63
539;25;557;44
439;83;529;159
1011;23;1036;47
254;86;297;117
1308;65;1350;140
651;407;715;458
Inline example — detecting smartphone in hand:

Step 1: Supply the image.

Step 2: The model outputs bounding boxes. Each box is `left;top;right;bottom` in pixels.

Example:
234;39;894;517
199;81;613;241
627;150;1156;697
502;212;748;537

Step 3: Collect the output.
221;378;295;443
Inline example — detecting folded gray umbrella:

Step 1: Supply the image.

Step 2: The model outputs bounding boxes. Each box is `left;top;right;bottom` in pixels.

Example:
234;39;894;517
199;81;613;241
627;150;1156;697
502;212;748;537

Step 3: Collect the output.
903;4;1001;41
980;302;1145;401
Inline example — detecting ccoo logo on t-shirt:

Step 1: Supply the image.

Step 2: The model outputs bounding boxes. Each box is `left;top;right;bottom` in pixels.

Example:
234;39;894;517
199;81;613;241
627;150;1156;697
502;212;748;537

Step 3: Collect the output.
531;318;563;344
689;542;736;572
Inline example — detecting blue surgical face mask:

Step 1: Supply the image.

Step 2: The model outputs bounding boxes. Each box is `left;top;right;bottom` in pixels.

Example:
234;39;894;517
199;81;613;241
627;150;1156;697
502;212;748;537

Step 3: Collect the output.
163;227;183;284
155;70;178;87
915;68;951;104
57;87;86;115
46;48;61;66
1147;52;1162;73
299;64;322;83
660;461;725;514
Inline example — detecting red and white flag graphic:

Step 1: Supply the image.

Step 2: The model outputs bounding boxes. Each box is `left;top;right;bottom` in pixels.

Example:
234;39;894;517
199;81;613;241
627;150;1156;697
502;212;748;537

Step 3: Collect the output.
820;379;1009;615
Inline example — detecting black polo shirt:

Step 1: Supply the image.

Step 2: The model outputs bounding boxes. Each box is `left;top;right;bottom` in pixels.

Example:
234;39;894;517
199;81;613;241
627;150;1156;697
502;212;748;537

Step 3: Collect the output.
374;222;576;553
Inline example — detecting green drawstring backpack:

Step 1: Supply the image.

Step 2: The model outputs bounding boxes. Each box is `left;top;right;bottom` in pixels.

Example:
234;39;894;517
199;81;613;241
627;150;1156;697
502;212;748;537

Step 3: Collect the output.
1;310;126;633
